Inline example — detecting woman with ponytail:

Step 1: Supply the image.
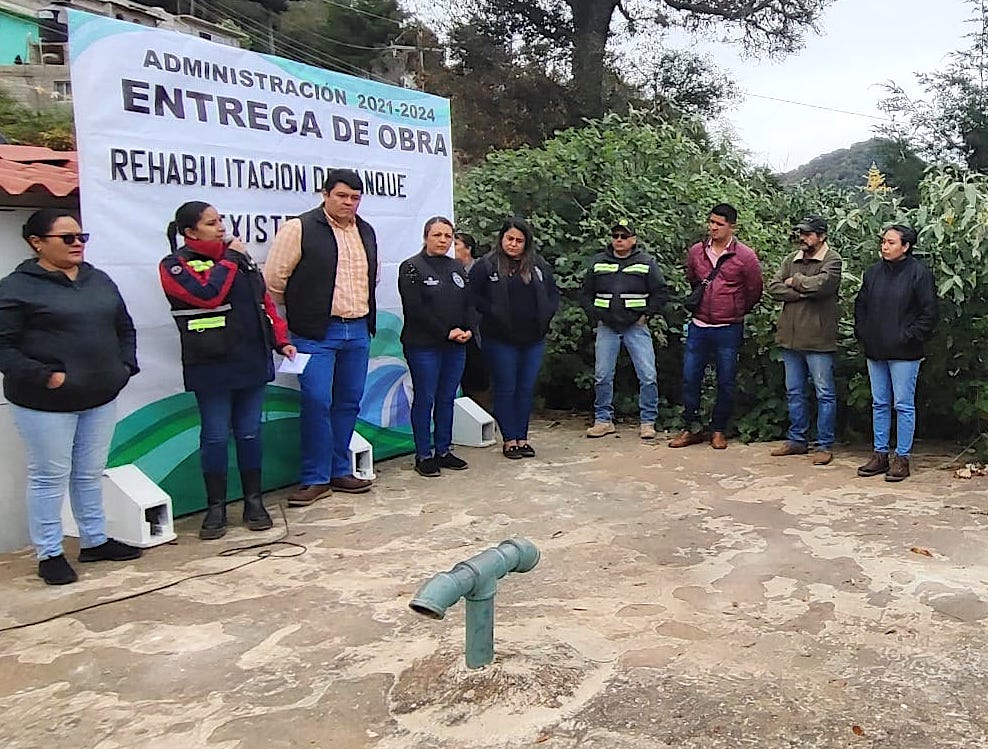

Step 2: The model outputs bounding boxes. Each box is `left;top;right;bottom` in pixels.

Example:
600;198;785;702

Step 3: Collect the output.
159;202;296;540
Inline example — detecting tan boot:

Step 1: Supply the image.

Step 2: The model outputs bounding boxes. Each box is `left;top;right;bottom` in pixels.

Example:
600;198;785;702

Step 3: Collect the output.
669;430;705;448
771;441;808;457
639;423;656;440
586;421;616;438
812;450;833;466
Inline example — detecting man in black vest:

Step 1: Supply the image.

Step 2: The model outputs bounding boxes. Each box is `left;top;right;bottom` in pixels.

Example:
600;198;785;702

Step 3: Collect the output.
264;169;378;506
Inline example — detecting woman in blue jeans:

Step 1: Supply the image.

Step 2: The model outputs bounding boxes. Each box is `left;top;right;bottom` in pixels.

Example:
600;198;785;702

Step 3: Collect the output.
854;224;938;482
0;209;142;584
468;217;560;459
398;217;474;477
160;202;296;539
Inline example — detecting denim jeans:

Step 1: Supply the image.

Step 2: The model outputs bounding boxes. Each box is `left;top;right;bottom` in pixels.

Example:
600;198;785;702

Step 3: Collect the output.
682;322;743;432
867;358;921;457
405;343;467;458
11;400;117;560
594;323;658;424
781;349;837;449
483;337;546;441
194;385;267;474
294;319;371;484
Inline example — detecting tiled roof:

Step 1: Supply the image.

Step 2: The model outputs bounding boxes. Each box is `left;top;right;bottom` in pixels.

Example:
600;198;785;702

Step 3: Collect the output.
0;145;79;198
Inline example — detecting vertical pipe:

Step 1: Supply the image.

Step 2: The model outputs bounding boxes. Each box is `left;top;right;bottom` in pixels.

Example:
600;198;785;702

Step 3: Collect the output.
464;597;494;668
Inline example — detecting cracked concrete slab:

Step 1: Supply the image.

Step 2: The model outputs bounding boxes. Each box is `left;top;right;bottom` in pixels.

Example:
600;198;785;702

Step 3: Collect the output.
2;418;988;748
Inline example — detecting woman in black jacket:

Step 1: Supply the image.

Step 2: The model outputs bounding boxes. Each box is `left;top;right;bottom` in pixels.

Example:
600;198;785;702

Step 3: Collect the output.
398;217;473;477
854;224;938;482
0;210;142;585
159;202;295;539
468;217;560;459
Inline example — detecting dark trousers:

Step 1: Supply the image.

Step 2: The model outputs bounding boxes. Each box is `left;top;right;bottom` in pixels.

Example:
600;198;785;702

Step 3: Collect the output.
195;385;267;474
681;322;743;433
483;338;545;441
405;343;467;459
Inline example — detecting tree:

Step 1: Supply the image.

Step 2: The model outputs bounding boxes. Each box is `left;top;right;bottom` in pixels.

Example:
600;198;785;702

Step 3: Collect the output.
457;0;833;118
878;0;988;172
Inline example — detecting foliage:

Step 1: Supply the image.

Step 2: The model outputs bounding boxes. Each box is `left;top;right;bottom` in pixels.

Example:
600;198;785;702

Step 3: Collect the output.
455;112;988;445
0;86;75;149
878;0;988;172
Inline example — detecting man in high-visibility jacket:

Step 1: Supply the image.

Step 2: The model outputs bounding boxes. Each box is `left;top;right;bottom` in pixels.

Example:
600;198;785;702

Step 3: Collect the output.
581;219;669;440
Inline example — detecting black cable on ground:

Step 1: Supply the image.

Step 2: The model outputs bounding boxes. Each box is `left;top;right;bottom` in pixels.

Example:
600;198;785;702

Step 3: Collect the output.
0;501;306;635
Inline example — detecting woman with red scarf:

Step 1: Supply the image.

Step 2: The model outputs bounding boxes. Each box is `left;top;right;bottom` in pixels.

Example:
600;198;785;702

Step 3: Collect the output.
159;202;296;540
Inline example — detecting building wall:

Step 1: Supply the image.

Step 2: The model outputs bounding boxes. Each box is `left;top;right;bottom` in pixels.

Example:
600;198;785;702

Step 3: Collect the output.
0;12;38;64
0;64;71;107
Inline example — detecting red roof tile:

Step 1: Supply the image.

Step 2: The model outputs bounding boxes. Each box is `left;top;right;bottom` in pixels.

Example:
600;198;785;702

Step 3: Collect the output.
0;145;78;198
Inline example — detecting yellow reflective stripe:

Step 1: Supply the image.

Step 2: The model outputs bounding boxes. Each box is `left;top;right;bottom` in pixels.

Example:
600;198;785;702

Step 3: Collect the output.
187;260;215;272
593;263;620;273
187;316;227;331
621;264;650;274
593;299;610;308
624;299;647;308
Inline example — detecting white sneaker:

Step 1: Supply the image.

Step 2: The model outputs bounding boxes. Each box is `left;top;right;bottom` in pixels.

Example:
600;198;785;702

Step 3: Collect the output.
586;421;616;438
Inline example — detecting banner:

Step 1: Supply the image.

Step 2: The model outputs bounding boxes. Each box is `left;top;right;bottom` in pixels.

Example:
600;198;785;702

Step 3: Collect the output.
68;11;452;513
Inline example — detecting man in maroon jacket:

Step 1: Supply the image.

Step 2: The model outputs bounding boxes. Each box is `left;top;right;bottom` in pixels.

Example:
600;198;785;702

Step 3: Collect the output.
669;204;763;450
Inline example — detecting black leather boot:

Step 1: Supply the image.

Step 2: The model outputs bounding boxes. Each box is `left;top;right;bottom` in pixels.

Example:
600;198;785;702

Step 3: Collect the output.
199;472;228;540
241;468;273;531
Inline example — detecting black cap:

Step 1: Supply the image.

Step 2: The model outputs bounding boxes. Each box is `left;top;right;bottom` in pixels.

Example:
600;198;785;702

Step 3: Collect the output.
794;216;828;234
611;218;636;236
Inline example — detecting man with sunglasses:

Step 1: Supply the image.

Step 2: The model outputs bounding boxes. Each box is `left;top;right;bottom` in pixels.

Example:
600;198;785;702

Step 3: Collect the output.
581;219;669;440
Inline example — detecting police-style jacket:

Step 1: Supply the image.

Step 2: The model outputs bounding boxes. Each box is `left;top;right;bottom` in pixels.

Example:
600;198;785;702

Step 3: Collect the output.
398;251;474;347
581;244;669;331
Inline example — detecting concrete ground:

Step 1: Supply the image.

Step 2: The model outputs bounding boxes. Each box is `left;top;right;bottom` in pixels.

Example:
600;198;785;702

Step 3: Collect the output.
2;417;988;749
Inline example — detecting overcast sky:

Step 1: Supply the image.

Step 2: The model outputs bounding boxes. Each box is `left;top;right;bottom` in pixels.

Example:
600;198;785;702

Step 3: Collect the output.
677;0;973;171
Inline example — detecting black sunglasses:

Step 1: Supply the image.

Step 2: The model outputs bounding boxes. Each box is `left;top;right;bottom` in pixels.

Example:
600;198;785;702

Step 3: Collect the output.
611;232;632;240
40;233;90;245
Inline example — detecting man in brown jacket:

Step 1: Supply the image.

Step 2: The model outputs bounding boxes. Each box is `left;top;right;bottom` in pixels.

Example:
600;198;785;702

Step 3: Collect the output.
767;215;843;465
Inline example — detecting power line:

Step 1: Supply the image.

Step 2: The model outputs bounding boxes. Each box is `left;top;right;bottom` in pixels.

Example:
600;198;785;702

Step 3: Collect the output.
744;91;893;122
317;0;402;26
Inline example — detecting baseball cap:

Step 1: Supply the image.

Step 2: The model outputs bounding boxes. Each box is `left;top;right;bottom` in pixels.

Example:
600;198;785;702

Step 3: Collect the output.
794;216;828;234
611;219;636;236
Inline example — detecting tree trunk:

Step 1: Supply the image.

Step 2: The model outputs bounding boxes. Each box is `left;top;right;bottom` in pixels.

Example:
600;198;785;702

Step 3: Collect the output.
566;0;619;120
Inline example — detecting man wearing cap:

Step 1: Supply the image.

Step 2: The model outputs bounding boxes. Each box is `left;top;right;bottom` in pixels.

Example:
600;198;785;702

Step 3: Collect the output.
767;215;843;465
581;219;669;439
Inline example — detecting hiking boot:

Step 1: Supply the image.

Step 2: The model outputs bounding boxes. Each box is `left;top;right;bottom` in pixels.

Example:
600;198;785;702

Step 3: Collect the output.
38;554;77;585
287;483;333;507
438;452;469;470
639;423;657;440
586;421;616;438
857;451;889;477
771;441;808;457
415;456;441;477
885;455;910;482
78;539;142;563
710;431;728;450
669;430;705;448
199;472;228;540
812;450;834;466
330;475;373;493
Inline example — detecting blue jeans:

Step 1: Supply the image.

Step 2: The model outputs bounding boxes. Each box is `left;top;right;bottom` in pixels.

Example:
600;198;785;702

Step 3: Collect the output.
11;400;117;560
594;323;658;424
781;349;837;449
682;322;743;432
194;385;266;474
867;359;921;457
294;319;371;484
405;344;467;458
483;338;545;441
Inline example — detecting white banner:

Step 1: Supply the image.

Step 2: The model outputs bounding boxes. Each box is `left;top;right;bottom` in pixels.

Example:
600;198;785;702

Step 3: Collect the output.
68;11;452;512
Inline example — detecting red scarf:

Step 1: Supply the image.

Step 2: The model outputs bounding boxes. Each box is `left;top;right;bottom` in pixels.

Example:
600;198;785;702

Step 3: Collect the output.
183;237;226;261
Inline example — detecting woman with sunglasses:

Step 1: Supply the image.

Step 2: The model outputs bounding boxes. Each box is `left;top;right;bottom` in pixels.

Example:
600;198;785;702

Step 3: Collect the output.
468;217;560;459
159;202;295;540
0;210;142;585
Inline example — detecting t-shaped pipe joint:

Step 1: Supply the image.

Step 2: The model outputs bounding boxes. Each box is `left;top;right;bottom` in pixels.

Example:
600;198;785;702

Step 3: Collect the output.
409;538;540;668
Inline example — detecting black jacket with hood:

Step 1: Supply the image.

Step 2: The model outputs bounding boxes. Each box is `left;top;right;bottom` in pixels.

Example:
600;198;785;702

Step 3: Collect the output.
854;254;938;361
0;259;138;411
580;244;669;331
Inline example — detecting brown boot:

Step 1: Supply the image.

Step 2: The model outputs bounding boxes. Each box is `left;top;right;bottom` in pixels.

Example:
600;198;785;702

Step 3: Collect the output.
811;450;833;466
669;430;705;448
857;451;889;477
710;431;728;450
771;441;808;457
885;455;910;482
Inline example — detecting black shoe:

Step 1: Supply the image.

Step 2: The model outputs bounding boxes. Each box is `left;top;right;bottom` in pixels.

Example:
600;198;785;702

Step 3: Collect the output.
200;472;228;540
502;444;524;460
78;538;142;563
517;443;536;458
415;456;441;477
241;468;273;531
38;554;78;585
437;452;468;470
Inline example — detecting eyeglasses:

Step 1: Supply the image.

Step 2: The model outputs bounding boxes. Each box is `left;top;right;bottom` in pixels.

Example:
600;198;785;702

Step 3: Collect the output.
40;233;90;245
611;233;632;240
